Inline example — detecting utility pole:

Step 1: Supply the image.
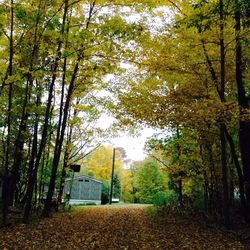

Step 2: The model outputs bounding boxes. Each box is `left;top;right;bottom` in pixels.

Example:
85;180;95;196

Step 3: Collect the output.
109;148;115;205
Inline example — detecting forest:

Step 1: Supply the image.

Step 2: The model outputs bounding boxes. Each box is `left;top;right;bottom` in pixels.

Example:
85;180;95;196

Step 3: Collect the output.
0;0;249;240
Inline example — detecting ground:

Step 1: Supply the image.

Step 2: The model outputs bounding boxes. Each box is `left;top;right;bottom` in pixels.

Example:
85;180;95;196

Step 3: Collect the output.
0;204;249;249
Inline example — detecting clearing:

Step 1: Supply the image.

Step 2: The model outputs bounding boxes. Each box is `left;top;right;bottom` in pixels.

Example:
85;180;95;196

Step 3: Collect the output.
0;204;248;249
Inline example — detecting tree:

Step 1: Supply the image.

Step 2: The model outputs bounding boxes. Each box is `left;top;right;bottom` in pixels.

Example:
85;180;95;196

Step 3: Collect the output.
101;181;110;205
0;0;149;224
133;160;166;204
109;0;249;226
113;173;121;199
85;146;123;183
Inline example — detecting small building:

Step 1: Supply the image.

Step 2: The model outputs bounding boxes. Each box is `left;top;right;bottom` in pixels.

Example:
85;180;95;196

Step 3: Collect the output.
64;175;102;205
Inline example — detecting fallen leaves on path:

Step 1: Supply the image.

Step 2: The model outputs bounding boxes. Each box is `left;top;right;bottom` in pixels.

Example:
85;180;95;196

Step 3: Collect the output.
0;204;248;249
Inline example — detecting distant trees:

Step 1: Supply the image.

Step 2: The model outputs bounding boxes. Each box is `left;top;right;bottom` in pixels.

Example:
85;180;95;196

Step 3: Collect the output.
85;146;123;182
113;173;121;199
131;160;167;204
85;146;124;203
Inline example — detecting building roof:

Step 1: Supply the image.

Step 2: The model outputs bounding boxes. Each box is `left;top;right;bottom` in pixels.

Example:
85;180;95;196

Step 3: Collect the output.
66;174;102;184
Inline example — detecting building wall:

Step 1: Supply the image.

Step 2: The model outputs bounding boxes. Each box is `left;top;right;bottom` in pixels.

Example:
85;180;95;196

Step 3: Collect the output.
64;176;102;204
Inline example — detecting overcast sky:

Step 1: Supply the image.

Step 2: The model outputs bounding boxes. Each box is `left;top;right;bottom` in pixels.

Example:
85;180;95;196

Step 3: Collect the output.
96;113;157;161
108;127;157;161
94;7;171;162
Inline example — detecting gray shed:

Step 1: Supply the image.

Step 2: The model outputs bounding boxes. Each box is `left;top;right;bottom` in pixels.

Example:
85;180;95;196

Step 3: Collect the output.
64;175;102;205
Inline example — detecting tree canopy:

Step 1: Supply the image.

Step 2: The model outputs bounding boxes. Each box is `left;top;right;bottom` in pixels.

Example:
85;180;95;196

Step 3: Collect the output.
0;0;249;230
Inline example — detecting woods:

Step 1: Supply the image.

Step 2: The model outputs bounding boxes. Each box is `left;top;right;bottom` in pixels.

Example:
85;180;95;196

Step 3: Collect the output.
110;0;250;228
0;0;249;238
0;0;143;224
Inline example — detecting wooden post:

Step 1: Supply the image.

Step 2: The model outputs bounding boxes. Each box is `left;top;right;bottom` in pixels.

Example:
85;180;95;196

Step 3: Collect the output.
109;148;115;205
69;170;75;203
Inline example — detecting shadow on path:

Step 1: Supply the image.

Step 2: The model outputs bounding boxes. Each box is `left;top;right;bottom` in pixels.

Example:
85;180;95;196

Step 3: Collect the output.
0;204;248;249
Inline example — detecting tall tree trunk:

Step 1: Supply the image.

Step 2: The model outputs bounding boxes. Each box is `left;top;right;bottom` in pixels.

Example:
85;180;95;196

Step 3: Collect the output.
220;124;230;228
42;0;96;217
2;0;14;226
9;78;32;206
176;125;183;206
8;0;44;211
42;61;79;217
202;22;247;219
57;111;73;205
219;0;230;228
57;148;69;204
27;0;69;218
224;128;247;220
38;150;46;204
235;0;250;216
207;144;217;212
23;94;40;223
54;15;71;205
41;129;53;202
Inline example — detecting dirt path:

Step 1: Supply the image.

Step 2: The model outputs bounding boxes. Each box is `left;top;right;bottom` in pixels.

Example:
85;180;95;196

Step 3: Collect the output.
0;205;248;249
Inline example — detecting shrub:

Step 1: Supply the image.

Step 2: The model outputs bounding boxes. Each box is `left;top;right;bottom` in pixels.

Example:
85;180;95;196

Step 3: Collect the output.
152;190;177;208
192;191;205;210
101;182;110;205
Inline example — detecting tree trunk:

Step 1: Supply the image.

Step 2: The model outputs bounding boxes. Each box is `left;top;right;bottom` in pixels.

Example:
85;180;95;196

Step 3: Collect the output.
220;124;230;228
2;0;14;226
23;94;40;223
219;0;230;228
38;151;46;204
42;130;53;196
224;127;247;220
54;17;71;205
178;178;183;207
25;0;69;219
8;78;30;206
42;61;79;217
235;0;250;216
57;152;68;204
57;119;72;204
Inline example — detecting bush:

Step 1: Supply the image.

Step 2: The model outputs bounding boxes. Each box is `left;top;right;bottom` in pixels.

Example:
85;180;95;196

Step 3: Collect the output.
133;161;166;204
85;202;97;206
152;190;177;208
101;182;110;205
192;191;205;210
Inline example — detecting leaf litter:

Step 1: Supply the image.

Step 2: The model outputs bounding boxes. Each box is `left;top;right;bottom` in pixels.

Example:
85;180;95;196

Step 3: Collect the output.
0;204;249;249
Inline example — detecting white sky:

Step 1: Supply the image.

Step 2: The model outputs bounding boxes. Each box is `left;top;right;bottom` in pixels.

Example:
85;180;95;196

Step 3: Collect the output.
94;7;171;162
97;114;158;162
108;127;157;161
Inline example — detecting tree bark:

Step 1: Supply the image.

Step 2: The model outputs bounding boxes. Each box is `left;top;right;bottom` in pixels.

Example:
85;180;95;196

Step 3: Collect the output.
219;0;230;228
235;0;250;216
2;0;14;226
42;61;79;217
224;128;247;220
23;94;40;223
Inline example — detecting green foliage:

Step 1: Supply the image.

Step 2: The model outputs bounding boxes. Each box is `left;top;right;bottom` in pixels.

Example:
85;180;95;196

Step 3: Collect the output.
192;191;205;210
101;181;110;205
113;173;121;199
133;160;166;203
152;190;178;208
